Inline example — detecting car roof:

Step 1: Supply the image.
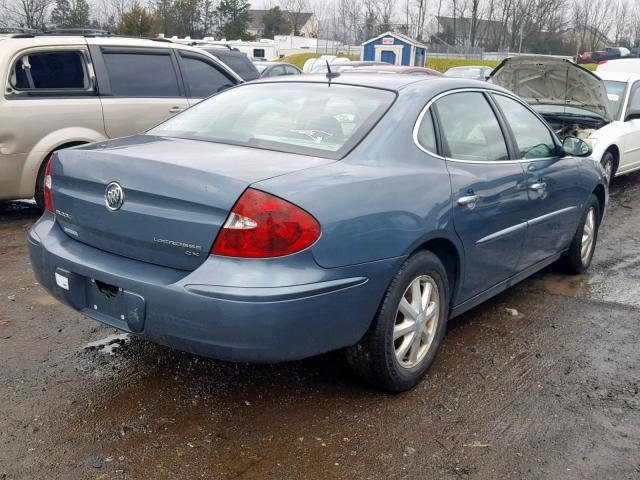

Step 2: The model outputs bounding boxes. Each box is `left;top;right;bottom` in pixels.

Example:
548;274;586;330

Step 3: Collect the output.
257;73;505;94
201;46;242;54
595;70;640;82
348;65;442;75
254;61;294;66
0;34;203;52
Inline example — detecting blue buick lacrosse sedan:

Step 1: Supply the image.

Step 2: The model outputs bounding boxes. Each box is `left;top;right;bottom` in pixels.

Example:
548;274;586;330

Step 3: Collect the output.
29;74;607;391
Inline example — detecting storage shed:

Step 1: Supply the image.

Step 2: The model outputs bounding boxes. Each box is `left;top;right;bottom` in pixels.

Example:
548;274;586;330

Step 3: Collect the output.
361;32;427;67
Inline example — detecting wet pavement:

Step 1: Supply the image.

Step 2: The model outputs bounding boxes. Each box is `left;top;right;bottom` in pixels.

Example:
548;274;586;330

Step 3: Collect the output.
1;176;639;479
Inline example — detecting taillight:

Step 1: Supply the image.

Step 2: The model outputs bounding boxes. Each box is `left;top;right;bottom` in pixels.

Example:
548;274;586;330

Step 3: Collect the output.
44;156;55;213
212;188;320;258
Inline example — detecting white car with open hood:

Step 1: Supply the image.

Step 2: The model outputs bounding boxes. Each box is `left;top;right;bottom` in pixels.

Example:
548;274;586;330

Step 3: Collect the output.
491;55;640;182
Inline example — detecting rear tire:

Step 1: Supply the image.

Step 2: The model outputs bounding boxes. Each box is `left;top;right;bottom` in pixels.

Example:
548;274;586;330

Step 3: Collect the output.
346;251;449;392
562;194;600;274
34;154;51;211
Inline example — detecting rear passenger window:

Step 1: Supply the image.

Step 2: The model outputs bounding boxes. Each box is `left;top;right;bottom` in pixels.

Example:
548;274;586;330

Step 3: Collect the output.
11;51;89;90
180;55;236;98
493;94;556;159
435;92;509;162
103;52;180;97
416;110;437;153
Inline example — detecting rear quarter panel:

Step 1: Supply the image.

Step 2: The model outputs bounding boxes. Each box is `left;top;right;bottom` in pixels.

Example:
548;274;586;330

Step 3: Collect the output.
253;85;458;269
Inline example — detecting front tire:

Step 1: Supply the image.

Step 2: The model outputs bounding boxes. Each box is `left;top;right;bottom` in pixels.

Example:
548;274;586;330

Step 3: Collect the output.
600;151;614;185
346;251;449;392
562;194;601;274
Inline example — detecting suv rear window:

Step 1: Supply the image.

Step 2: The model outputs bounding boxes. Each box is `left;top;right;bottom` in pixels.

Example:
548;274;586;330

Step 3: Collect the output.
12;51;89;90
148;83;395;159
103;51;180;97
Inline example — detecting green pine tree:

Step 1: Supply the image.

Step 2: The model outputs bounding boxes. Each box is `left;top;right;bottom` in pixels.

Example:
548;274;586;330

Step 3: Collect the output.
50;0;71;27
68;0;90;28
216;0;251;40
116;4;157;36
262;6;290;39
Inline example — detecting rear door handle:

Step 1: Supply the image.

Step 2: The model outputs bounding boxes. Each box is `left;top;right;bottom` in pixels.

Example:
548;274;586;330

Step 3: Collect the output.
169;106;184;113
457;195;479;208
530;182;546;192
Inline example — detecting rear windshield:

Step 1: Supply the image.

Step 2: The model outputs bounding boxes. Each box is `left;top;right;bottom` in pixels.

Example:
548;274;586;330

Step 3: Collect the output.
147;82;395;159
603;80;627;120
444;67;482;79
205;50;259;80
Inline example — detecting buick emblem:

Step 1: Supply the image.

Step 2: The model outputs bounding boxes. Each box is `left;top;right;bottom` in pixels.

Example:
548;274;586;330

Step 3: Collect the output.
104;182;124;211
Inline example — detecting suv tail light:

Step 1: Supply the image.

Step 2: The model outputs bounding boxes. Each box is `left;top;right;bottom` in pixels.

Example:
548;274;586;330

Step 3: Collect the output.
212;189;320;258
44;156;55;213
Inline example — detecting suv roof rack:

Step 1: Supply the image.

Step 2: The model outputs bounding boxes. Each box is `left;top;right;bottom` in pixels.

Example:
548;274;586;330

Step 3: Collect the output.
8;31;174;43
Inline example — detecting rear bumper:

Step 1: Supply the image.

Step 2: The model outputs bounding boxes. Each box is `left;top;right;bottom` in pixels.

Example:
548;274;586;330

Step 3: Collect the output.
28;214;402;362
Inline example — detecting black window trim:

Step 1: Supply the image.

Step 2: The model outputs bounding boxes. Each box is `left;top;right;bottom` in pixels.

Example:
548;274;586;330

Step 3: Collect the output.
91;45;186;98
413;87;563;164
6;46;97;99
175;51;239;99
489;91;563;160
428;90;511;162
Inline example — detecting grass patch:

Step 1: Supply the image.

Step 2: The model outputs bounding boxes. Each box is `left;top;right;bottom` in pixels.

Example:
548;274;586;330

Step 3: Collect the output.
426;58;500;72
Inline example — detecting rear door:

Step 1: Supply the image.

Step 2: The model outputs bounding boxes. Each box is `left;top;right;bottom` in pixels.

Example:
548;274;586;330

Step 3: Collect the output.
91;45;190;138
175;51;240;106
426;90;529;301
490;92;581;268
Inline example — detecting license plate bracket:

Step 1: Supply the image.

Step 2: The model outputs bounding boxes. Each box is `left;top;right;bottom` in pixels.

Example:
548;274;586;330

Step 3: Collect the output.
85;278;146;333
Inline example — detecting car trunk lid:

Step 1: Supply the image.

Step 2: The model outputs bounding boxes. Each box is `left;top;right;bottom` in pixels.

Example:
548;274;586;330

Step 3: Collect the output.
51;135;334;271
490;55;612;121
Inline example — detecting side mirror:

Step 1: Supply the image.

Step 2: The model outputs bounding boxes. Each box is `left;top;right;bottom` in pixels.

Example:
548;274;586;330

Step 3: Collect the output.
625;108;640;122
562;136;592;157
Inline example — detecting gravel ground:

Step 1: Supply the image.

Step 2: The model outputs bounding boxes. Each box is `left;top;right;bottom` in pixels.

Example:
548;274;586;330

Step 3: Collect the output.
1;175;639;480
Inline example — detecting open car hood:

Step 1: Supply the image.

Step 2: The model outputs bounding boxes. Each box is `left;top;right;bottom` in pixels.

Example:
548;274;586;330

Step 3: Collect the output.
490;56;612;121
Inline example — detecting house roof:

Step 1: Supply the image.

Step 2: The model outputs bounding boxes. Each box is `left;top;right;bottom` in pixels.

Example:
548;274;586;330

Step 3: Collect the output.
362;31;427;48
248;9;314;31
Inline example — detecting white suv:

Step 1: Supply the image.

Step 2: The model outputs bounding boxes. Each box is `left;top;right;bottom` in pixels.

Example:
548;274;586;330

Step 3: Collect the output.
0;34;243;207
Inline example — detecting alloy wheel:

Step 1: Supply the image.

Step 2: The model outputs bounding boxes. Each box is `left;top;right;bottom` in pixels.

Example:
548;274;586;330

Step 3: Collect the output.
581;207;596;264
393;275;439;369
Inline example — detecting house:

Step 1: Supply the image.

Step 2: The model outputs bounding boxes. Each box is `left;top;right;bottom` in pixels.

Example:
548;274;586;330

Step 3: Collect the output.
362;32;427;67
247;9;319;39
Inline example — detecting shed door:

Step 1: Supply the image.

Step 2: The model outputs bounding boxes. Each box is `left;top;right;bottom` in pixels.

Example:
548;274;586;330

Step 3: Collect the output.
381;50;396;64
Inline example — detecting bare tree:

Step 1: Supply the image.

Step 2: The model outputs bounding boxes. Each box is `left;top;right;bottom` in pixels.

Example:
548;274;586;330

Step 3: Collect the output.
4;0;53;28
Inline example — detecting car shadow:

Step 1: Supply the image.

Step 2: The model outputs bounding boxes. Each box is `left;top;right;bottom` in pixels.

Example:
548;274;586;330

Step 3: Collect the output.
0;199;42;223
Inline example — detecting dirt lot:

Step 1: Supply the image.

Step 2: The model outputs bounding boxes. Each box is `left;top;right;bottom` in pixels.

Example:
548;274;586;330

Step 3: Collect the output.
1;176;639;480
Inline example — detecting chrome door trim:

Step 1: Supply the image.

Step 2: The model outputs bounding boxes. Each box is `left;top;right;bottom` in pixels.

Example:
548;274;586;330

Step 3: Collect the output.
527;206;578;227
476;222;527;245
413;88;561;165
